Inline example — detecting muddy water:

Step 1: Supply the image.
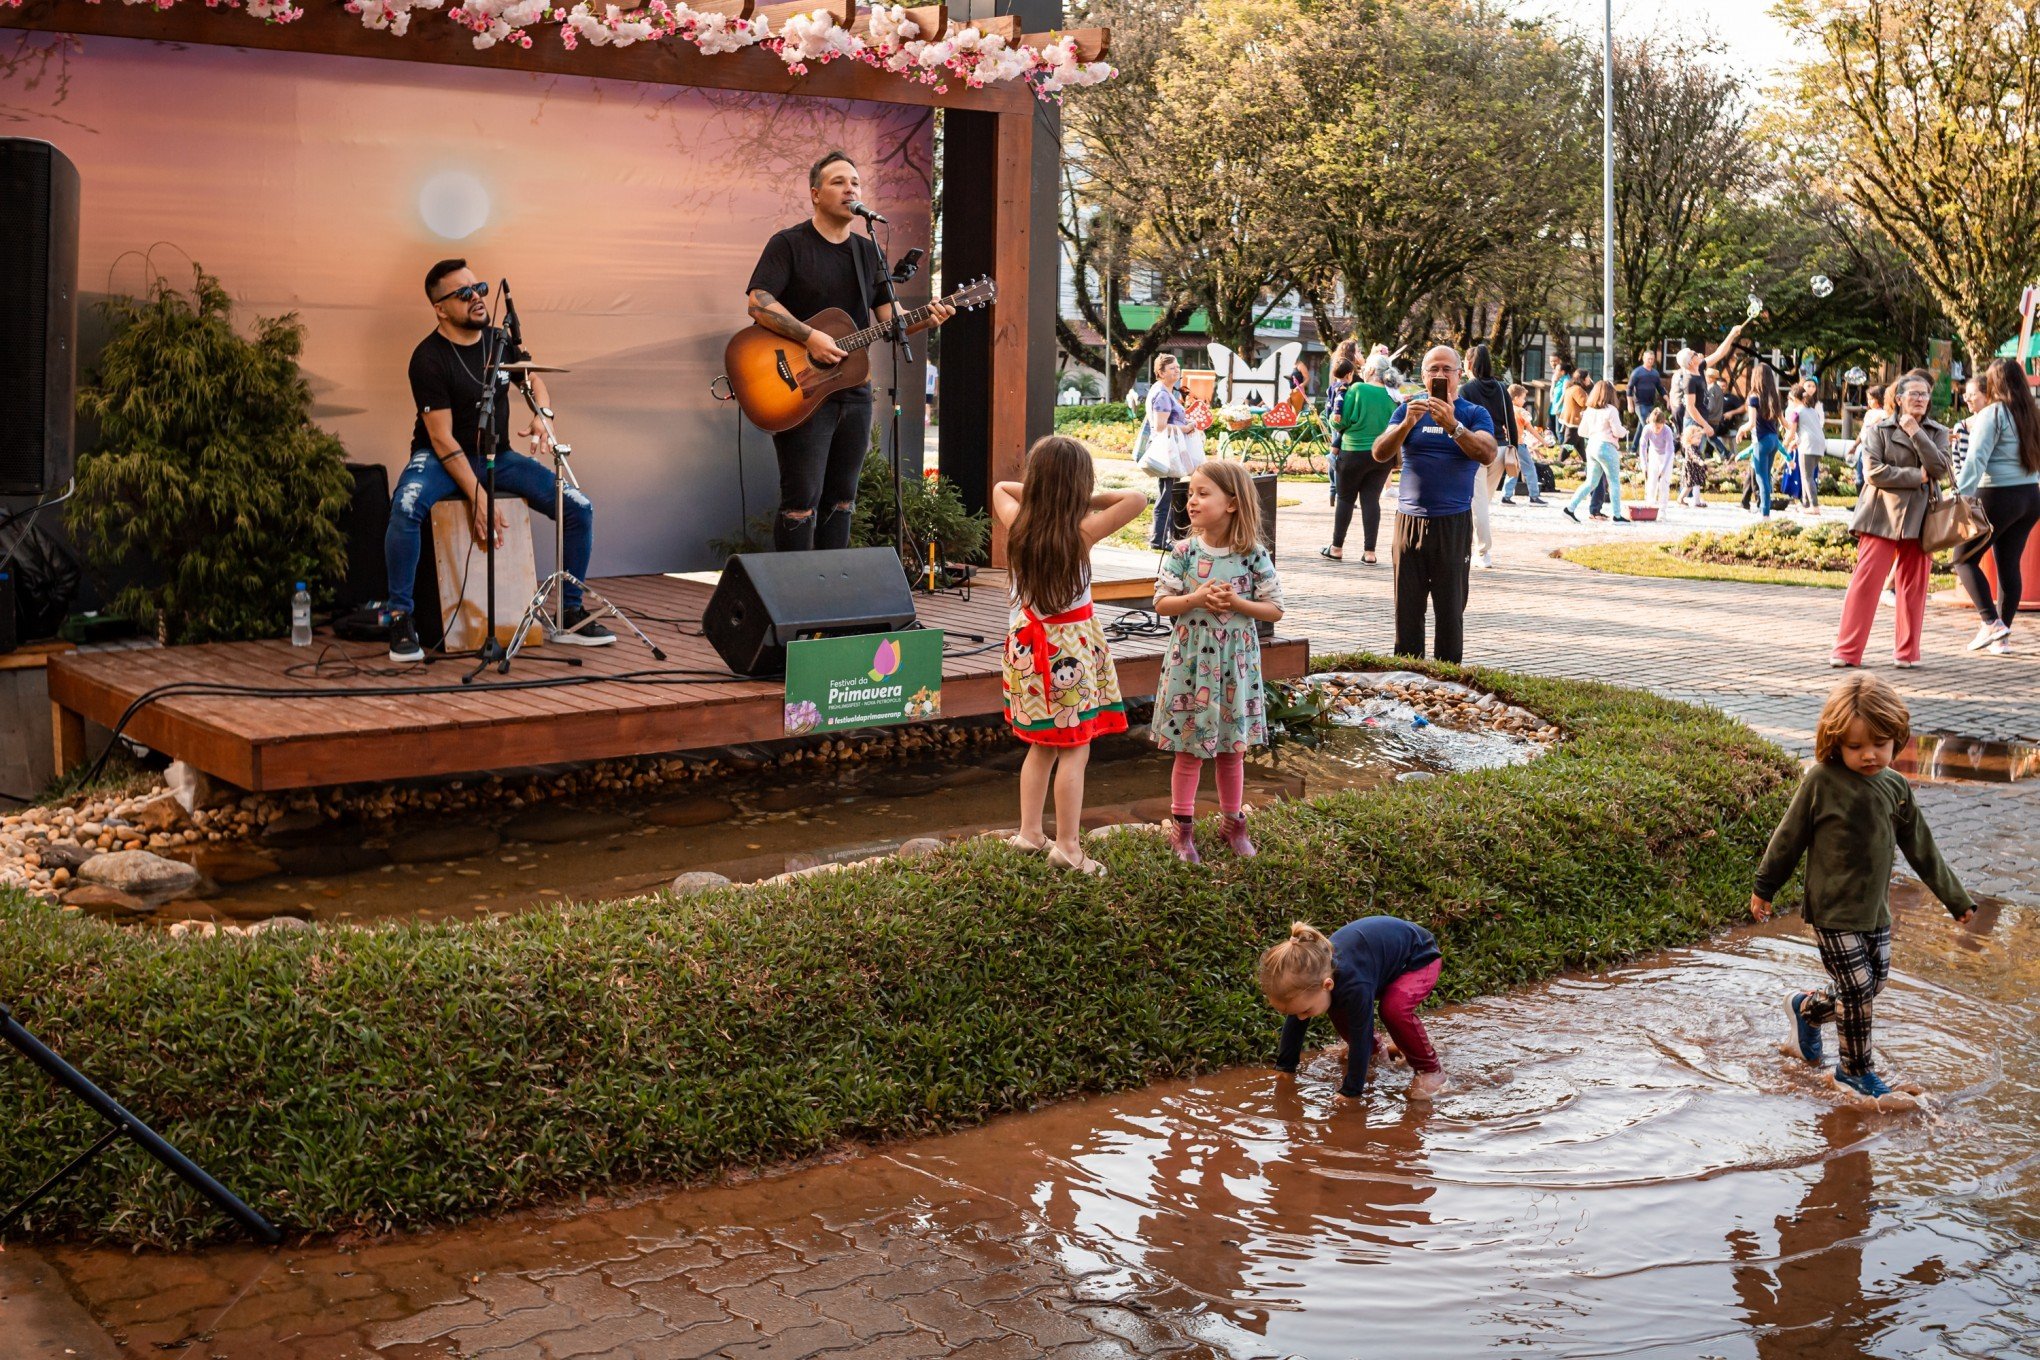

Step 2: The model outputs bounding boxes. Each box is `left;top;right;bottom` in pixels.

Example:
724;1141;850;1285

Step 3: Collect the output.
202;718;1526;925
1897;732;2040;785
50;885;2037;1359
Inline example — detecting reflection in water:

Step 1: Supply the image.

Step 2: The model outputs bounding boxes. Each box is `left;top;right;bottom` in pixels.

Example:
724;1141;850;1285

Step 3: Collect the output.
1894;731;2040;784
50;888;2038;1359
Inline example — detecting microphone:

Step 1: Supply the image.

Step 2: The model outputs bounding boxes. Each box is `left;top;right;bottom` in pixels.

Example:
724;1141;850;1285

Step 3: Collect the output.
847;199;889;225
501;279;529;363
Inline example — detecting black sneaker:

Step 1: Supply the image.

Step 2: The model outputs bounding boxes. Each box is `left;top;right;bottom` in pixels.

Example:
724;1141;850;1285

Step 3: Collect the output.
552;605;616;647
388;611;424;663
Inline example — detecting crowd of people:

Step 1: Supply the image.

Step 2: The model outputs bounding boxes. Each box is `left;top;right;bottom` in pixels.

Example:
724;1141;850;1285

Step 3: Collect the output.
1118;334;2040;675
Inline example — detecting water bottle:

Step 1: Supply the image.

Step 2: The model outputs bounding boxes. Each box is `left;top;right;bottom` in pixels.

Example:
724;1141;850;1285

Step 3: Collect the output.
291;581;312;647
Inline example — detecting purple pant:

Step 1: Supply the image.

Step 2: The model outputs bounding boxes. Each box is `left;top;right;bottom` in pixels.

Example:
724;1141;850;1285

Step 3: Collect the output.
1374;958;1443;1073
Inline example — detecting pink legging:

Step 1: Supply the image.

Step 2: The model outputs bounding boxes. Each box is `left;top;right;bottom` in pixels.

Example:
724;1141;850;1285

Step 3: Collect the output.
1375;959;1442;1073
1171;751;1244;817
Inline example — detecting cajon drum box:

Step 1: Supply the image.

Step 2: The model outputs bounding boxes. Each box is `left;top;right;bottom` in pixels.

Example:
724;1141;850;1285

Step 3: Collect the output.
430;498;543;651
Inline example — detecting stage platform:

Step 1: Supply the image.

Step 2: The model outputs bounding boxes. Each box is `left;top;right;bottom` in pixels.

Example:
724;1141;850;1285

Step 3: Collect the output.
46;572;1309;792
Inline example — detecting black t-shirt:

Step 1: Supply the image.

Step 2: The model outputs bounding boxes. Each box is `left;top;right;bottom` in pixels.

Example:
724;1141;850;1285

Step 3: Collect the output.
410;328;513;459
1671;369;1704;434
747;223;890;334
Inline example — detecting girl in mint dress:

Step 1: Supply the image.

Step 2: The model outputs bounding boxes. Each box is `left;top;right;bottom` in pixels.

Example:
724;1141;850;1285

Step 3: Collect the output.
1152;461;1286;863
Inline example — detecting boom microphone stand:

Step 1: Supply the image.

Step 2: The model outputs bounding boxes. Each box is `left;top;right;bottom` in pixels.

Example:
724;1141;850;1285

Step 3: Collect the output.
868;216;916;578
1;1002;279;1243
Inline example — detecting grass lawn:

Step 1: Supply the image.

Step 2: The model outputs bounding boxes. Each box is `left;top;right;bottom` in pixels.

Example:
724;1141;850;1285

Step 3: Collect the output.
1560;539;1957;591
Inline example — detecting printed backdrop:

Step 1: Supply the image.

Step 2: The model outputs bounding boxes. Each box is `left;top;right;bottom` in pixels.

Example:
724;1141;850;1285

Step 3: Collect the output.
1;32;935;575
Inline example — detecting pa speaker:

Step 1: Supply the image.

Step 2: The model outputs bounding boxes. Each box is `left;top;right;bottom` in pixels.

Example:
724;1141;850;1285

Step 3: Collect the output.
0;139;81;498
703;547;917;677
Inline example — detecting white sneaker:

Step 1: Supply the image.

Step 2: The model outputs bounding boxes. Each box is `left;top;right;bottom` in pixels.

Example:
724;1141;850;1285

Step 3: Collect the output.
1894;659;1918;669
1968;619;2011;651
1880;589;1898;608
1988;637;2013;656
1475;552;1495;569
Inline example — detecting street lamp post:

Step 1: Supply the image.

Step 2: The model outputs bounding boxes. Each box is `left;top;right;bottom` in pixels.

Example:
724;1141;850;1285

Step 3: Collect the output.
1602;0;1615;387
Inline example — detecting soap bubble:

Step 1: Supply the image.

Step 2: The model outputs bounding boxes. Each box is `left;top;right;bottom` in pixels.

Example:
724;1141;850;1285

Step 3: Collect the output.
1746;292;1765;319
1810;274;1835;298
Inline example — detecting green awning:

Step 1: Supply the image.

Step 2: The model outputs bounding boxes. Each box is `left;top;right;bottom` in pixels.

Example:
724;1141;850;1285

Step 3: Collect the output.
1995;332;2040;359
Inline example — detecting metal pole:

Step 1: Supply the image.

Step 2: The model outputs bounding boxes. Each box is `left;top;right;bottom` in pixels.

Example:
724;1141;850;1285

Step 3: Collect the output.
0;1004;280;1244
1603;0;1616;387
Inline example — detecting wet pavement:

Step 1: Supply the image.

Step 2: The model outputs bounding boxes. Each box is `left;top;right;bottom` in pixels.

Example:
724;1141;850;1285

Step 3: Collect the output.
34;887;2037;1359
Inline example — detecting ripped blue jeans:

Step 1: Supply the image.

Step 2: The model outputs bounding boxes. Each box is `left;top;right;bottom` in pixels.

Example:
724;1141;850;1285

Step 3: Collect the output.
383;448;593;615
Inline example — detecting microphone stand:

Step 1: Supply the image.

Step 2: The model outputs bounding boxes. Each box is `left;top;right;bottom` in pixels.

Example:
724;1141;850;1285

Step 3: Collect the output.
867;216;916;579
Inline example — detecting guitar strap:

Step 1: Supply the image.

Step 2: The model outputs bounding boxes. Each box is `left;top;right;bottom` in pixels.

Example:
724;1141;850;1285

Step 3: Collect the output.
850;229;876;335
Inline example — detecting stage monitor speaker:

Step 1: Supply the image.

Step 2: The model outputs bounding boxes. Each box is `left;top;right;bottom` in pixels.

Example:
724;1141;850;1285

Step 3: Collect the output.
703;547;917;678
0;139;81;498
336;462;391;611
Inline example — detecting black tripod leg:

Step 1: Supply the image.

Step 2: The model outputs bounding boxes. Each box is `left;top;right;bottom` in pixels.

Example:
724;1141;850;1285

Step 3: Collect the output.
0;1124;120;1236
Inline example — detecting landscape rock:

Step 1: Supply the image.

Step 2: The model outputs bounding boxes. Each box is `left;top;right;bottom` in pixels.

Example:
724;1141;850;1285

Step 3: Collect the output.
643;796;737;829
669;870;733;896
502;808;634;844
388;825;501;864
894;837;945;859
77;850;203;900
37;841;96;872
125;792;191;833
62;884;151;916
248;915;316;936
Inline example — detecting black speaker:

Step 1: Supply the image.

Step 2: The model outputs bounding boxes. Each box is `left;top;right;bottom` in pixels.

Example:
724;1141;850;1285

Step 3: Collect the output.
0;569;16;655
703;547;917;677
0;139;81;498
336;462;391;611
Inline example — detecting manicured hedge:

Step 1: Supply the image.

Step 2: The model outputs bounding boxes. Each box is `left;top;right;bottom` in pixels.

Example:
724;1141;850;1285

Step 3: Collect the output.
0;656;1796;1245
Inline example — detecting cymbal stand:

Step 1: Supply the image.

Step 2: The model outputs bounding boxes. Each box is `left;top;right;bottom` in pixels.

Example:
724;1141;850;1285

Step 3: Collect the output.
501;385;666;668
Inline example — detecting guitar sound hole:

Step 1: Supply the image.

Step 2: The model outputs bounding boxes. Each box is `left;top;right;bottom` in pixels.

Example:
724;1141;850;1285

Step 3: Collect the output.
775;352;797;391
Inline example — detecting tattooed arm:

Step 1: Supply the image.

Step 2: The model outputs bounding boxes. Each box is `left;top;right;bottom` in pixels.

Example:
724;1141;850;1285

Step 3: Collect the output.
748;288;845;366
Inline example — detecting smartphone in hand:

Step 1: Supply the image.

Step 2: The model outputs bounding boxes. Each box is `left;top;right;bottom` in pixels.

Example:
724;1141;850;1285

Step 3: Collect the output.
1428;377;1449;402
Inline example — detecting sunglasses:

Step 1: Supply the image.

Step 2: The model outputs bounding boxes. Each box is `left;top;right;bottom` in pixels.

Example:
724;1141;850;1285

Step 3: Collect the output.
432;280;489;305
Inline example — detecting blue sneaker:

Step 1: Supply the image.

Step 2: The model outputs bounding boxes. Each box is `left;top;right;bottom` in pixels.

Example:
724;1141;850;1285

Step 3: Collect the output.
1833;1068;1895;1100
1785;993;1824;1065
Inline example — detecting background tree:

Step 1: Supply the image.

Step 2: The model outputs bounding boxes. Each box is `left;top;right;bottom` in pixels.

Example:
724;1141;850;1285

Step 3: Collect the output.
74;268;353;644
1786;0;2040;364
1602;37;1752;357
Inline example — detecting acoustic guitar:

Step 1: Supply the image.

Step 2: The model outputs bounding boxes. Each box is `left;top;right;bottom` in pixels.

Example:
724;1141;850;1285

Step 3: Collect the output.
722;276;997;433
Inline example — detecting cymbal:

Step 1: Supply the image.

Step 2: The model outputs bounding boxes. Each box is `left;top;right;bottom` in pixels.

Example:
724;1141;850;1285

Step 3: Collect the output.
501;361;570;373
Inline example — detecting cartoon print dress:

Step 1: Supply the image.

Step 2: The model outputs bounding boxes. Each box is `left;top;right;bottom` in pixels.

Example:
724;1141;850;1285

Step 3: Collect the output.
1003;575;1128;747
1151;539;1283;756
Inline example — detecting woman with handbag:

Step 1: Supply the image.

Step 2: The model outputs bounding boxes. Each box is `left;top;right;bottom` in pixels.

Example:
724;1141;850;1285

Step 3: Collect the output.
1144;354;1202;549
1951;356;2040;655
1831;373;1951;670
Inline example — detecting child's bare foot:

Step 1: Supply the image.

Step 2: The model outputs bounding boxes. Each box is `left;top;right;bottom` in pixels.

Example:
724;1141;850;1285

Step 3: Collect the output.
1381;1039;1407;1066
1409;1069;1447;1099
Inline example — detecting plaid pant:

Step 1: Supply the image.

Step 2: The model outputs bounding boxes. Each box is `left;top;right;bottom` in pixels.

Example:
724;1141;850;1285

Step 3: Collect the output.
1801;927;1892;1076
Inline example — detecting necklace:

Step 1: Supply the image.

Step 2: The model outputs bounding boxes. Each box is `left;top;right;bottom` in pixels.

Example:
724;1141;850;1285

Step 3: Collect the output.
446;331;487;384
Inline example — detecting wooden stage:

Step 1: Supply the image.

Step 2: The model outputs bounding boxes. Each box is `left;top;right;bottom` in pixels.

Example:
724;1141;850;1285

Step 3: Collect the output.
46;572;1310;792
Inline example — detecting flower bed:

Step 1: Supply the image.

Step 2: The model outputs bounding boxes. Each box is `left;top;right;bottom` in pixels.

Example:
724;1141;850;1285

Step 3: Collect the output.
0;655;1794;1245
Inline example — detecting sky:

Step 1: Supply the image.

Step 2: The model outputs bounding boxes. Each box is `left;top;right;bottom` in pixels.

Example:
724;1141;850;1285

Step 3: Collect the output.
1524;0;1821;90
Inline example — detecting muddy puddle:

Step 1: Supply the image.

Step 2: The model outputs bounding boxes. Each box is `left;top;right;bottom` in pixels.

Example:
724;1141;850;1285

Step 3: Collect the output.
1896;732;2040;785
187;712;1532;927
48;884;2036;1359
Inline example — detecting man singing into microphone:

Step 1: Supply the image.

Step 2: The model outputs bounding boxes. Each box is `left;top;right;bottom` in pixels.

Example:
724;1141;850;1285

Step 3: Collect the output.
383;258;610;662
744;151;954;552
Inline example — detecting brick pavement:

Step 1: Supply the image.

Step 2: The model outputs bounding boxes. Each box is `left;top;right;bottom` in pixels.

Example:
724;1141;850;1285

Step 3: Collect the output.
1269;492;2040;904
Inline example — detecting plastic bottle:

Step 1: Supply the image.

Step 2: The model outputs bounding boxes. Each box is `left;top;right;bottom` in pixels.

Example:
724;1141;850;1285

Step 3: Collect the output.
291;582;312;647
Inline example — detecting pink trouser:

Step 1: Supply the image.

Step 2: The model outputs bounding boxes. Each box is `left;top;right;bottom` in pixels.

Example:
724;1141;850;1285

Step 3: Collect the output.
1375;958;1443;1073
1833;533;1930;664
1171;751;1244;817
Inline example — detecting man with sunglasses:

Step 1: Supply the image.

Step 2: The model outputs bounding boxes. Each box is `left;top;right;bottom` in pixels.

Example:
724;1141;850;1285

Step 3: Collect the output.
382;258;609;662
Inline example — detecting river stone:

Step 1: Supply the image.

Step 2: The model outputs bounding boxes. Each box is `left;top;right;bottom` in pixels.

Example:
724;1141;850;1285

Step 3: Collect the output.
77;850;202;900
63;884;151;916
670;870;732;896
894;837;945;859
166;845;283;884
37;841;95;872
501;808;634;844
1397;770;1437;783
643;796;737;829
249;915;316;936
388;825;501;864
124;791;190;833
274;843;391;877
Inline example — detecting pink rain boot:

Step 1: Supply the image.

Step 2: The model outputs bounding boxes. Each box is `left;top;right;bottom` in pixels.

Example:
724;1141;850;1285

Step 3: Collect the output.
1220;813;1256;858
1167;817;1201;865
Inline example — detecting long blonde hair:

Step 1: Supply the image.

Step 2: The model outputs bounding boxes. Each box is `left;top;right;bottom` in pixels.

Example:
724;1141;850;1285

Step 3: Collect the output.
1189;461;1263;555
1258;922;1334;1002
1007;435;1094;613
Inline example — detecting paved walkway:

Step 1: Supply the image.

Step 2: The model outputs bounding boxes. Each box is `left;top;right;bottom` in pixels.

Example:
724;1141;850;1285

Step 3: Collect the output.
22;490;2040;1360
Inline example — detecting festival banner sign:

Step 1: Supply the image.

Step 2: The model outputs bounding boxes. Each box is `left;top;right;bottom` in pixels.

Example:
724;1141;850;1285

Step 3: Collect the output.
783;630;944;735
